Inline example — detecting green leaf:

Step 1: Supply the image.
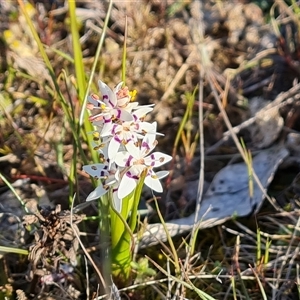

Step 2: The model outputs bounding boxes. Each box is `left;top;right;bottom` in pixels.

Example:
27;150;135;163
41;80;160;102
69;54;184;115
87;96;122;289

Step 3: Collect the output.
111;171;147;280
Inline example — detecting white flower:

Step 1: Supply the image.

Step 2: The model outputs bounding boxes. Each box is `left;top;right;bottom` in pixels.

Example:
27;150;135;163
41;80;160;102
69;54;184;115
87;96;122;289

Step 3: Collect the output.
101;113;157;161
87;81;133;124
114;129;172;199
82;163;122;212
87;81;154;126
83;80;172;212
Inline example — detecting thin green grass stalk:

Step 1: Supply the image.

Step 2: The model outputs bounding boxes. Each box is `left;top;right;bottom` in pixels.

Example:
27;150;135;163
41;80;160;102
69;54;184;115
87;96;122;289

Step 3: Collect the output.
187;69;204;268
247;150;253;198
121;17;128;84
256;228;261;266
240;138;253;198
250;266;268;300
161;249;176;266
68;0;85;94
172;92;192;155
55;71;88;163
47;46;74;64
234;236;250;300
153;197;181;275
63;72;82;205
181;89;200;164
56;118;66;174
264;237;271;265
79;0;113;127
28;96;48;106
291;0;300;15
68;138;78;205
172;89;197;158
0;173;28;213
231;276;237;300
0;246;28;256
4;65;15;90
13;70;46;84
68;0;99;165
186;92;194;151
237;271;250;300
17;1;55;76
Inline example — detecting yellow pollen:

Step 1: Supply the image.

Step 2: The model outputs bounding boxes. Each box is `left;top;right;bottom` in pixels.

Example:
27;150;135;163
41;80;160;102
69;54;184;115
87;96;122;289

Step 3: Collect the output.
129;89;137;101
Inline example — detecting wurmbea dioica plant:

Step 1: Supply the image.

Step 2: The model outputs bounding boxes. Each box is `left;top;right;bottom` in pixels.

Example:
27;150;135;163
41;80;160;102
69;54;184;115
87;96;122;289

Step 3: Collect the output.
83;80;172;278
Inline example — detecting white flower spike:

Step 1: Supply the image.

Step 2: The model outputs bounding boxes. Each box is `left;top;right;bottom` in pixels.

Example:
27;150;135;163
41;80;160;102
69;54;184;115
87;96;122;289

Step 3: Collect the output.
115;129;172;198
83;80;171;213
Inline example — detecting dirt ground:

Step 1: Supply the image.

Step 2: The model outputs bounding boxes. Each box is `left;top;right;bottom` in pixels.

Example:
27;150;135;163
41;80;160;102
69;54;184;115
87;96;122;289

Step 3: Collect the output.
1;0;300;299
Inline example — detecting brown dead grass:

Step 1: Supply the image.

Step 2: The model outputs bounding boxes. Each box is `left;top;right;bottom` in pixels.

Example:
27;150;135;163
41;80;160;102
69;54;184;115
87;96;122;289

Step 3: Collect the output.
1;0;300;299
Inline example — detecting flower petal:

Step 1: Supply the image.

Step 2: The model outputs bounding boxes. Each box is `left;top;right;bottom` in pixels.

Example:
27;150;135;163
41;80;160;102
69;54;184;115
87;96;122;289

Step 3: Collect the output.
115;151;131;167
87;94;103;107
98;80;116;107
155;170;169;179
118;171;139;198
101;120;114;137
111;188;122;212
112;108;133;121
144;171;163;193
132;107;153;119
86;185;108;201
138;121;157;134
141;127;157;155
113;82;123;93
125;141;141;160
144;152;172;167
108;137;122;161
83;164;108;179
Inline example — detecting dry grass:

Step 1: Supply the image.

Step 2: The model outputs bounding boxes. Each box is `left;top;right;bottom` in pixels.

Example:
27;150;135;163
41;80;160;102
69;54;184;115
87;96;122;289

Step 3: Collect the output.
1;0;300;299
